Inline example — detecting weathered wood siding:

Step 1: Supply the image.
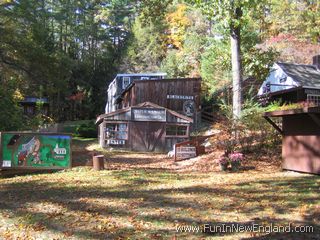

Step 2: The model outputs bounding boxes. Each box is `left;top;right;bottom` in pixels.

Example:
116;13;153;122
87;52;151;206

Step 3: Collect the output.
98;103;193;152
122;78;201;115
282;114;320;174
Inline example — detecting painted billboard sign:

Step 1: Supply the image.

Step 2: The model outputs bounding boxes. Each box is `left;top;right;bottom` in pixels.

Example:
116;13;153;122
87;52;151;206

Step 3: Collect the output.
1;132;72;169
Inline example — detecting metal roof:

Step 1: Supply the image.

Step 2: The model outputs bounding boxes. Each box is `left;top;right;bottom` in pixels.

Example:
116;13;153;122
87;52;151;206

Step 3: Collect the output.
277;62;320;88
116;73;167;77
19;97;49;103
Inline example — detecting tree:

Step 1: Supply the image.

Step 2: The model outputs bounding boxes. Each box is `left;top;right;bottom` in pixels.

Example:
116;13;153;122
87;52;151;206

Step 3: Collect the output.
0;75;24;131
161;4;208;78
192;0;266;118
0;0;135;122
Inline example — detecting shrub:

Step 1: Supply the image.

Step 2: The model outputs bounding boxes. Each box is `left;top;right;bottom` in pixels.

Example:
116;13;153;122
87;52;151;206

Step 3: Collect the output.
76;122;97;138
217;99;281;154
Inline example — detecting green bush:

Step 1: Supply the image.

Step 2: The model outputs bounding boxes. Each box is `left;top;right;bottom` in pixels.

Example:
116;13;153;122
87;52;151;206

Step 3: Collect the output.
76;122;97;138
218;99;281;154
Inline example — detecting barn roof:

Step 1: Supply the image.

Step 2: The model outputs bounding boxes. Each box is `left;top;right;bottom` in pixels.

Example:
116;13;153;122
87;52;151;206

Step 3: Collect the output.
96;101;193;125
277;62;320;88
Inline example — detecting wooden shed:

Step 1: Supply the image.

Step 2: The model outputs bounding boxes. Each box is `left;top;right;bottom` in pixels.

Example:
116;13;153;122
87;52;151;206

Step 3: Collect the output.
117;78;201;126
264;106;320;174
96;102;193;152
19;97;49;116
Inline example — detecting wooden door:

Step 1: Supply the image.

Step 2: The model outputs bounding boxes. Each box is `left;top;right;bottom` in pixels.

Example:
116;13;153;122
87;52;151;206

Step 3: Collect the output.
130;122;166;152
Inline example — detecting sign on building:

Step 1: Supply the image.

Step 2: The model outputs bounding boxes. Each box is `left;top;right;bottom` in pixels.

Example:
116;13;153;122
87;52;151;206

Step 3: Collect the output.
107;139;125;145
167;95;194;100
132;108;166;122
0;132;72;169
183;100;195;116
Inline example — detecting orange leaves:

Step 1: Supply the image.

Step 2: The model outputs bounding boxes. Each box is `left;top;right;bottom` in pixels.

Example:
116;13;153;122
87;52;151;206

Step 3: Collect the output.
165;4;191;49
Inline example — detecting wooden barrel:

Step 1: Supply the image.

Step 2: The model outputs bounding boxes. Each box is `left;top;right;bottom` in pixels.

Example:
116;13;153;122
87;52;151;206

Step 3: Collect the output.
92;155;105;171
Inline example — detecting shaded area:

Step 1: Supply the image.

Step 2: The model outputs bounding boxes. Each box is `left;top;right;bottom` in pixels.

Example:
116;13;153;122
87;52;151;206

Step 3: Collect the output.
0;168;319;239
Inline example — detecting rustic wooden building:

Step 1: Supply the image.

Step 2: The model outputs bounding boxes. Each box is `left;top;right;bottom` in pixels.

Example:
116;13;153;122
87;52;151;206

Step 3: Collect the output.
19;97;49;116
105;73;166;113
96;102;193;152
264;107;320;174
116;78;201;126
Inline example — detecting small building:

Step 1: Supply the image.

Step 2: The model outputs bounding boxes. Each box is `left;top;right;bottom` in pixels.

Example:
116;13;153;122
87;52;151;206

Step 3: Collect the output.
264;107;320;174
105;73;167;113
258;55;320;105
19;97;49;116
96;102;193;152
117;77;201;126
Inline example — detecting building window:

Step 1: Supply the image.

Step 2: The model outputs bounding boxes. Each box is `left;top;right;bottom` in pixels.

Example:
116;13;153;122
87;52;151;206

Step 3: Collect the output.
141;77;149;80
105;123;128;140
307;94;320;106
263;82;271;94
279;77;287;83
122;77;130;89
166;125;188;137
24;106;35;115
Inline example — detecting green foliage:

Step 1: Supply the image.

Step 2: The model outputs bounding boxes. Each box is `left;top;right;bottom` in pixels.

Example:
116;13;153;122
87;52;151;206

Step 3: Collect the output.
1;0;318;125
200;38;231;94
76;121;97;138
161;5;208;78
242;48;279;83
139;0;173;24
161;50;189;77
0;77;24;131
218;99;281;153
266;0;320;42
0;0;132;121
120;17;166;72
265;100;317;112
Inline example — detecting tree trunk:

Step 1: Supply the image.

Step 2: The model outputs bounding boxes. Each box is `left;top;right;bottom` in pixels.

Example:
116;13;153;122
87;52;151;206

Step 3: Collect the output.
230;9;242;119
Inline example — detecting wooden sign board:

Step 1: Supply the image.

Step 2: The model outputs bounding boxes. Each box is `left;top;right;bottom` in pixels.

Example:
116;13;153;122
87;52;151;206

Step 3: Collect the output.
107;139;125;145
132;108;166;122
167;95;194;100
176;146;197;160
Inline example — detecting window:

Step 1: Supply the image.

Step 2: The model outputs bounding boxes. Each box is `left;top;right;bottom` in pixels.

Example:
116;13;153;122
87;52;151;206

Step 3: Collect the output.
279;77;287;83
24;106;35;115
263;82;271;93
141;77;149;80
307;94;320;106
166;125;188;137
105;123;128;140
122;77;130;89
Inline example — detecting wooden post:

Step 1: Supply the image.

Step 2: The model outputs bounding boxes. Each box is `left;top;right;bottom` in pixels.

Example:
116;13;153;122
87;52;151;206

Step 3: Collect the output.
93;155;105;171
99;121;106;148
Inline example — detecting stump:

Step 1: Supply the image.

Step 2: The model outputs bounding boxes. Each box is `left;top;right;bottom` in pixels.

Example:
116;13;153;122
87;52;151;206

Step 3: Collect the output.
92;155;105;171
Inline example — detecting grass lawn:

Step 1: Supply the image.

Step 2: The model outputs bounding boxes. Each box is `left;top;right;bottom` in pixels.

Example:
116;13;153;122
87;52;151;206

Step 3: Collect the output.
0;141;319;239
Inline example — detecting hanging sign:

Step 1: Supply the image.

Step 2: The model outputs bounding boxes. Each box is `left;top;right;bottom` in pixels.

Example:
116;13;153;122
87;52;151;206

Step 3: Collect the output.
183;100;195;116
